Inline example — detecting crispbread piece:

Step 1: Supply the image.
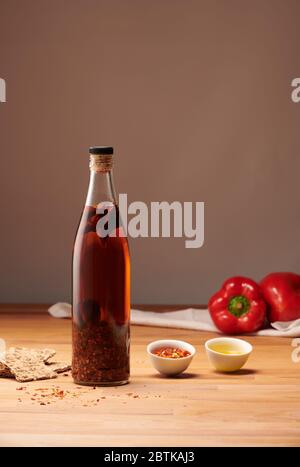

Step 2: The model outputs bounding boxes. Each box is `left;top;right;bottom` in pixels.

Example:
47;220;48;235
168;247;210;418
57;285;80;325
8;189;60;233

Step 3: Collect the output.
46;361;71;373
0;347;70;382
10;365;57;382
3;347;57;382
7;347;56;362
0;360;13;378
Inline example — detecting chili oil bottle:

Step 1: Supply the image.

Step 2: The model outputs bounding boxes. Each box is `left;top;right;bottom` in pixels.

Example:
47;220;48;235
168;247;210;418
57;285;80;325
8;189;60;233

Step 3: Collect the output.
72;146;130;386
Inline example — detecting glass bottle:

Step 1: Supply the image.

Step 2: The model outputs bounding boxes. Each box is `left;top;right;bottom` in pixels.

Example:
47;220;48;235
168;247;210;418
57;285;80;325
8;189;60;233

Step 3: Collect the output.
72;146;130;386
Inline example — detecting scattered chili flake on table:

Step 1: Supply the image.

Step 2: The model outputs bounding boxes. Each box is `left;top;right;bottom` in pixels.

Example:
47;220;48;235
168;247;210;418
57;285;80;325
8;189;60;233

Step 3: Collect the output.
152;347;191;359
14;384;108;407
14;383;156;407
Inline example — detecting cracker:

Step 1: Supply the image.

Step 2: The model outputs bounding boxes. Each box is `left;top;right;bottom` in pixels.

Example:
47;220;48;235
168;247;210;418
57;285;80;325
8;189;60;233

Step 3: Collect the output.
0;347;70;382
11;365;57;382
0;360;13;378
46;361;71;373
7;347;56;362
3;347;57;382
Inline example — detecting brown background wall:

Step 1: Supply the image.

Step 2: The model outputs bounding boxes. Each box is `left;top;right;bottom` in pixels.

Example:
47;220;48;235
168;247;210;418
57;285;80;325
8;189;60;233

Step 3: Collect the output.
0;0;300;304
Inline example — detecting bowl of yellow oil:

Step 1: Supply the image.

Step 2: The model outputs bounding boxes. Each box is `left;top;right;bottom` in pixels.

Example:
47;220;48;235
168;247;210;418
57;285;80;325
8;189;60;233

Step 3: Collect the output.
205;337;253;372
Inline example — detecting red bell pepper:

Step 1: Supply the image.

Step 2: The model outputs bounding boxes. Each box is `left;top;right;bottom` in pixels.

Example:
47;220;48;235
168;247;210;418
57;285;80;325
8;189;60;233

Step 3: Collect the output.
260;272;300;322
208;276;266;335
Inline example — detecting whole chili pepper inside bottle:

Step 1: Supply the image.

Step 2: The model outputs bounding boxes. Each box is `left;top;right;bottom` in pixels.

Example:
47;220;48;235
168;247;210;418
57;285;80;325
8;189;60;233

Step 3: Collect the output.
72;146;130;386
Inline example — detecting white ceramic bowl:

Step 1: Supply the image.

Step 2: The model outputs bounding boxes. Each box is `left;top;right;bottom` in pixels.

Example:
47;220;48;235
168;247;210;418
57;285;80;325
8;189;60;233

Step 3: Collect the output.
205;337;253;372
147;339;196;376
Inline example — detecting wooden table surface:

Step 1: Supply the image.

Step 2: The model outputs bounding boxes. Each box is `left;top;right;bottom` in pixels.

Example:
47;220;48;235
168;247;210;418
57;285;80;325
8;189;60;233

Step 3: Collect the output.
0;306;299;447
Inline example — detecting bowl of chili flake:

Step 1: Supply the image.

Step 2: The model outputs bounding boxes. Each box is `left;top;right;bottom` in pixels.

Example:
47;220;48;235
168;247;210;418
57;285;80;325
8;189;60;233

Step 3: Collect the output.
147;339;196;376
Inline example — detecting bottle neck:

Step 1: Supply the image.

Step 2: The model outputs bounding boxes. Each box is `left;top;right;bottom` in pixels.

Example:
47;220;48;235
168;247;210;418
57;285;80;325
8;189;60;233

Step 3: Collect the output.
85;155;117;206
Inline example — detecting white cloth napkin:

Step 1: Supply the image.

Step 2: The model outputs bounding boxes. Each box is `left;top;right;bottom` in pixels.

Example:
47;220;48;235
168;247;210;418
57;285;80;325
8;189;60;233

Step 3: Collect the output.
48;303;300;337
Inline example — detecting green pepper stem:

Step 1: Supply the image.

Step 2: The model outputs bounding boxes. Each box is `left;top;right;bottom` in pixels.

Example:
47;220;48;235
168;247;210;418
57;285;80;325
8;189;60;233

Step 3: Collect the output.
228;295;250;318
